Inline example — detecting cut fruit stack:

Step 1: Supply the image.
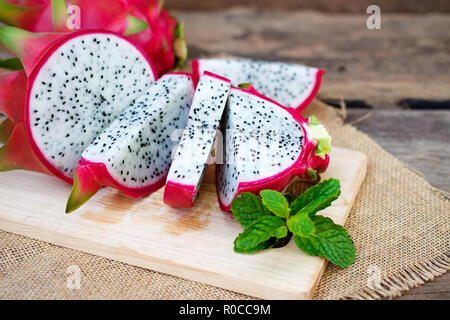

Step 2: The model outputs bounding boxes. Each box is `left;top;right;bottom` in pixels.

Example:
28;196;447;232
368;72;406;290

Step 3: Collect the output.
0;23;331;212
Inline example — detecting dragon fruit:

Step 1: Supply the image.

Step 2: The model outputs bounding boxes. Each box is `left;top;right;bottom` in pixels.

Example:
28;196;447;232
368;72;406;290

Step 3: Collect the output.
192;59;325;112
0;68;27;123
216;85;331;211
65;73;195;213
0;0;186;75
0;26;157;183
164;71;231;208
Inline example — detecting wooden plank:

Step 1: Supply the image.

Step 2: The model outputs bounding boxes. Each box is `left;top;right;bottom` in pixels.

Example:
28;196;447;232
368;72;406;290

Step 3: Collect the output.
345;108;450;300
347;108;450;193
180;9;450;108
166;0;450;13
0;147;367;300
396;272;450;300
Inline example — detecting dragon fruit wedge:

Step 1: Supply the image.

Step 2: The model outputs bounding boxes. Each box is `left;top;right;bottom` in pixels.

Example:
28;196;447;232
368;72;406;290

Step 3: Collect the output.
0;0;187;75
0;26;157;183
164;71;231;208
65;73;195;213
216;85;331;212
192;59;325;112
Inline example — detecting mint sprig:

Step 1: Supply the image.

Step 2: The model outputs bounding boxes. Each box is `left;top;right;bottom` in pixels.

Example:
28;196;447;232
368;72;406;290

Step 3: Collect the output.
231;178;356;268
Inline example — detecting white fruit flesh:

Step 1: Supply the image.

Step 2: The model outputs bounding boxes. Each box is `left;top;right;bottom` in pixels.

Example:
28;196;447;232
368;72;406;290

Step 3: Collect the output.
81;74;194;188
217;87;305;207
167;73;230;193
29;33;156;179
196;59;320;109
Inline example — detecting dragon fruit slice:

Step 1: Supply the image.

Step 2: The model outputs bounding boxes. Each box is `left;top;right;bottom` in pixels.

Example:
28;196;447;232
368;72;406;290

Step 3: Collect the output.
65;73;195;213
0;26;157;183
192;59;325;112
164;71;231;208
0;0;187;75
216;85;331;211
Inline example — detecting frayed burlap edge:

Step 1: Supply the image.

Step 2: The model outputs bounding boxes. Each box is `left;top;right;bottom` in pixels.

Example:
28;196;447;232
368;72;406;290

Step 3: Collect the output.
342;252;450;300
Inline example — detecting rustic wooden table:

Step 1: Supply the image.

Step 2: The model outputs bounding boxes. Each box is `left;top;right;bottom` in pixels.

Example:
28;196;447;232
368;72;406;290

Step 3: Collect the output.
178;8;450;299
0;7;447;300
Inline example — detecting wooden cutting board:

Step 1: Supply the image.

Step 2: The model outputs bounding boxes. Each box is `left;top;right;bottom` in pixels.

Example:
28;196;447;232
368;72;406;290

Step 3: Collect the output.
0;147;366;299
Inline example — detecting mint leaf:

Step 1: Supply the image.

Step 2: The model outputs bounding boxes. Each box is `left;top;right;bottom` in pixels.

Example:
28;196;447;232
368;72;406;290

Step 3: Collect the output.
234;216;287;253
260;190;290;218
294;216;356;268
287;211;315;237
294;235;321;256
231;193;269;227
234;240;274;254
290;179;340;217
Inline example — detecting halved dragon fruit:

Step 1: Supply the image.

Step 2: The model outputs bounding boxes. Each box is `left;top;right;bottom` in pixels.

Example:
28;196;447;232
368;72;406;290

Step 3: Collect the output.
192;59;325;112
66;73;195;213
164;71;231;208
0;0;187;75
0;26;157;183
216;85;331;211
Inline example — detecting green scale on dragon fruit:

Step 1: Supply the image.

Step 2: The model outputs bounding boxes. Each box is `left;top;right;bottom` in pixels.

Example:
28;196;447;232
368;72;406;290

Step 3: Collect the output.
192;59;324;112
0;26;158;184
164;71;231;208
65;73;195;213
216;85;331;212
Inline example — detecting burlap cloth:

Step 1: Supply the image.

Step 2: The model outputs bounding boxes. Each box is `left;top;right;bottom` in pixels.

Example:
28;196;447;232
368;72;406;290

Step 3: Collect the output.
0;99;448;300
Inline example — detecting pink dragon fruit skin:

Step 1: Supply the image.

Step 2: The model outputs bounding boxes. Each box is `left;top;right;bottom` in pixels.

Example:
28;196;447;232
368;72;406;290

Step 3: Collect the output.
0;0;185;75
0;69;27;123
0;0;53;31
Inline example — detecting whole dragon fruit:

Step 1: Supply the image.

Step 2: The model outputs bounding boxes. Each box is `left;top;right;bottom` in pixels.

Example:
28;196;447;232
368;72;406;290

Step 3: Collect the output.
216;85;331;211
66;73;195;213
193;59;325;112
0;26;157;183
0;0;186;75
164;71;231;208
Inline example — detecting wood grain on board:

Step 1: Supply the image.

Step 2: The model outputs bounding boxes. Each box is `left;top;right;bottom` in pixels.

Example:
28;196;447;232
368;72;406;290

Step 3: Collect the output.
0;147;367;299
